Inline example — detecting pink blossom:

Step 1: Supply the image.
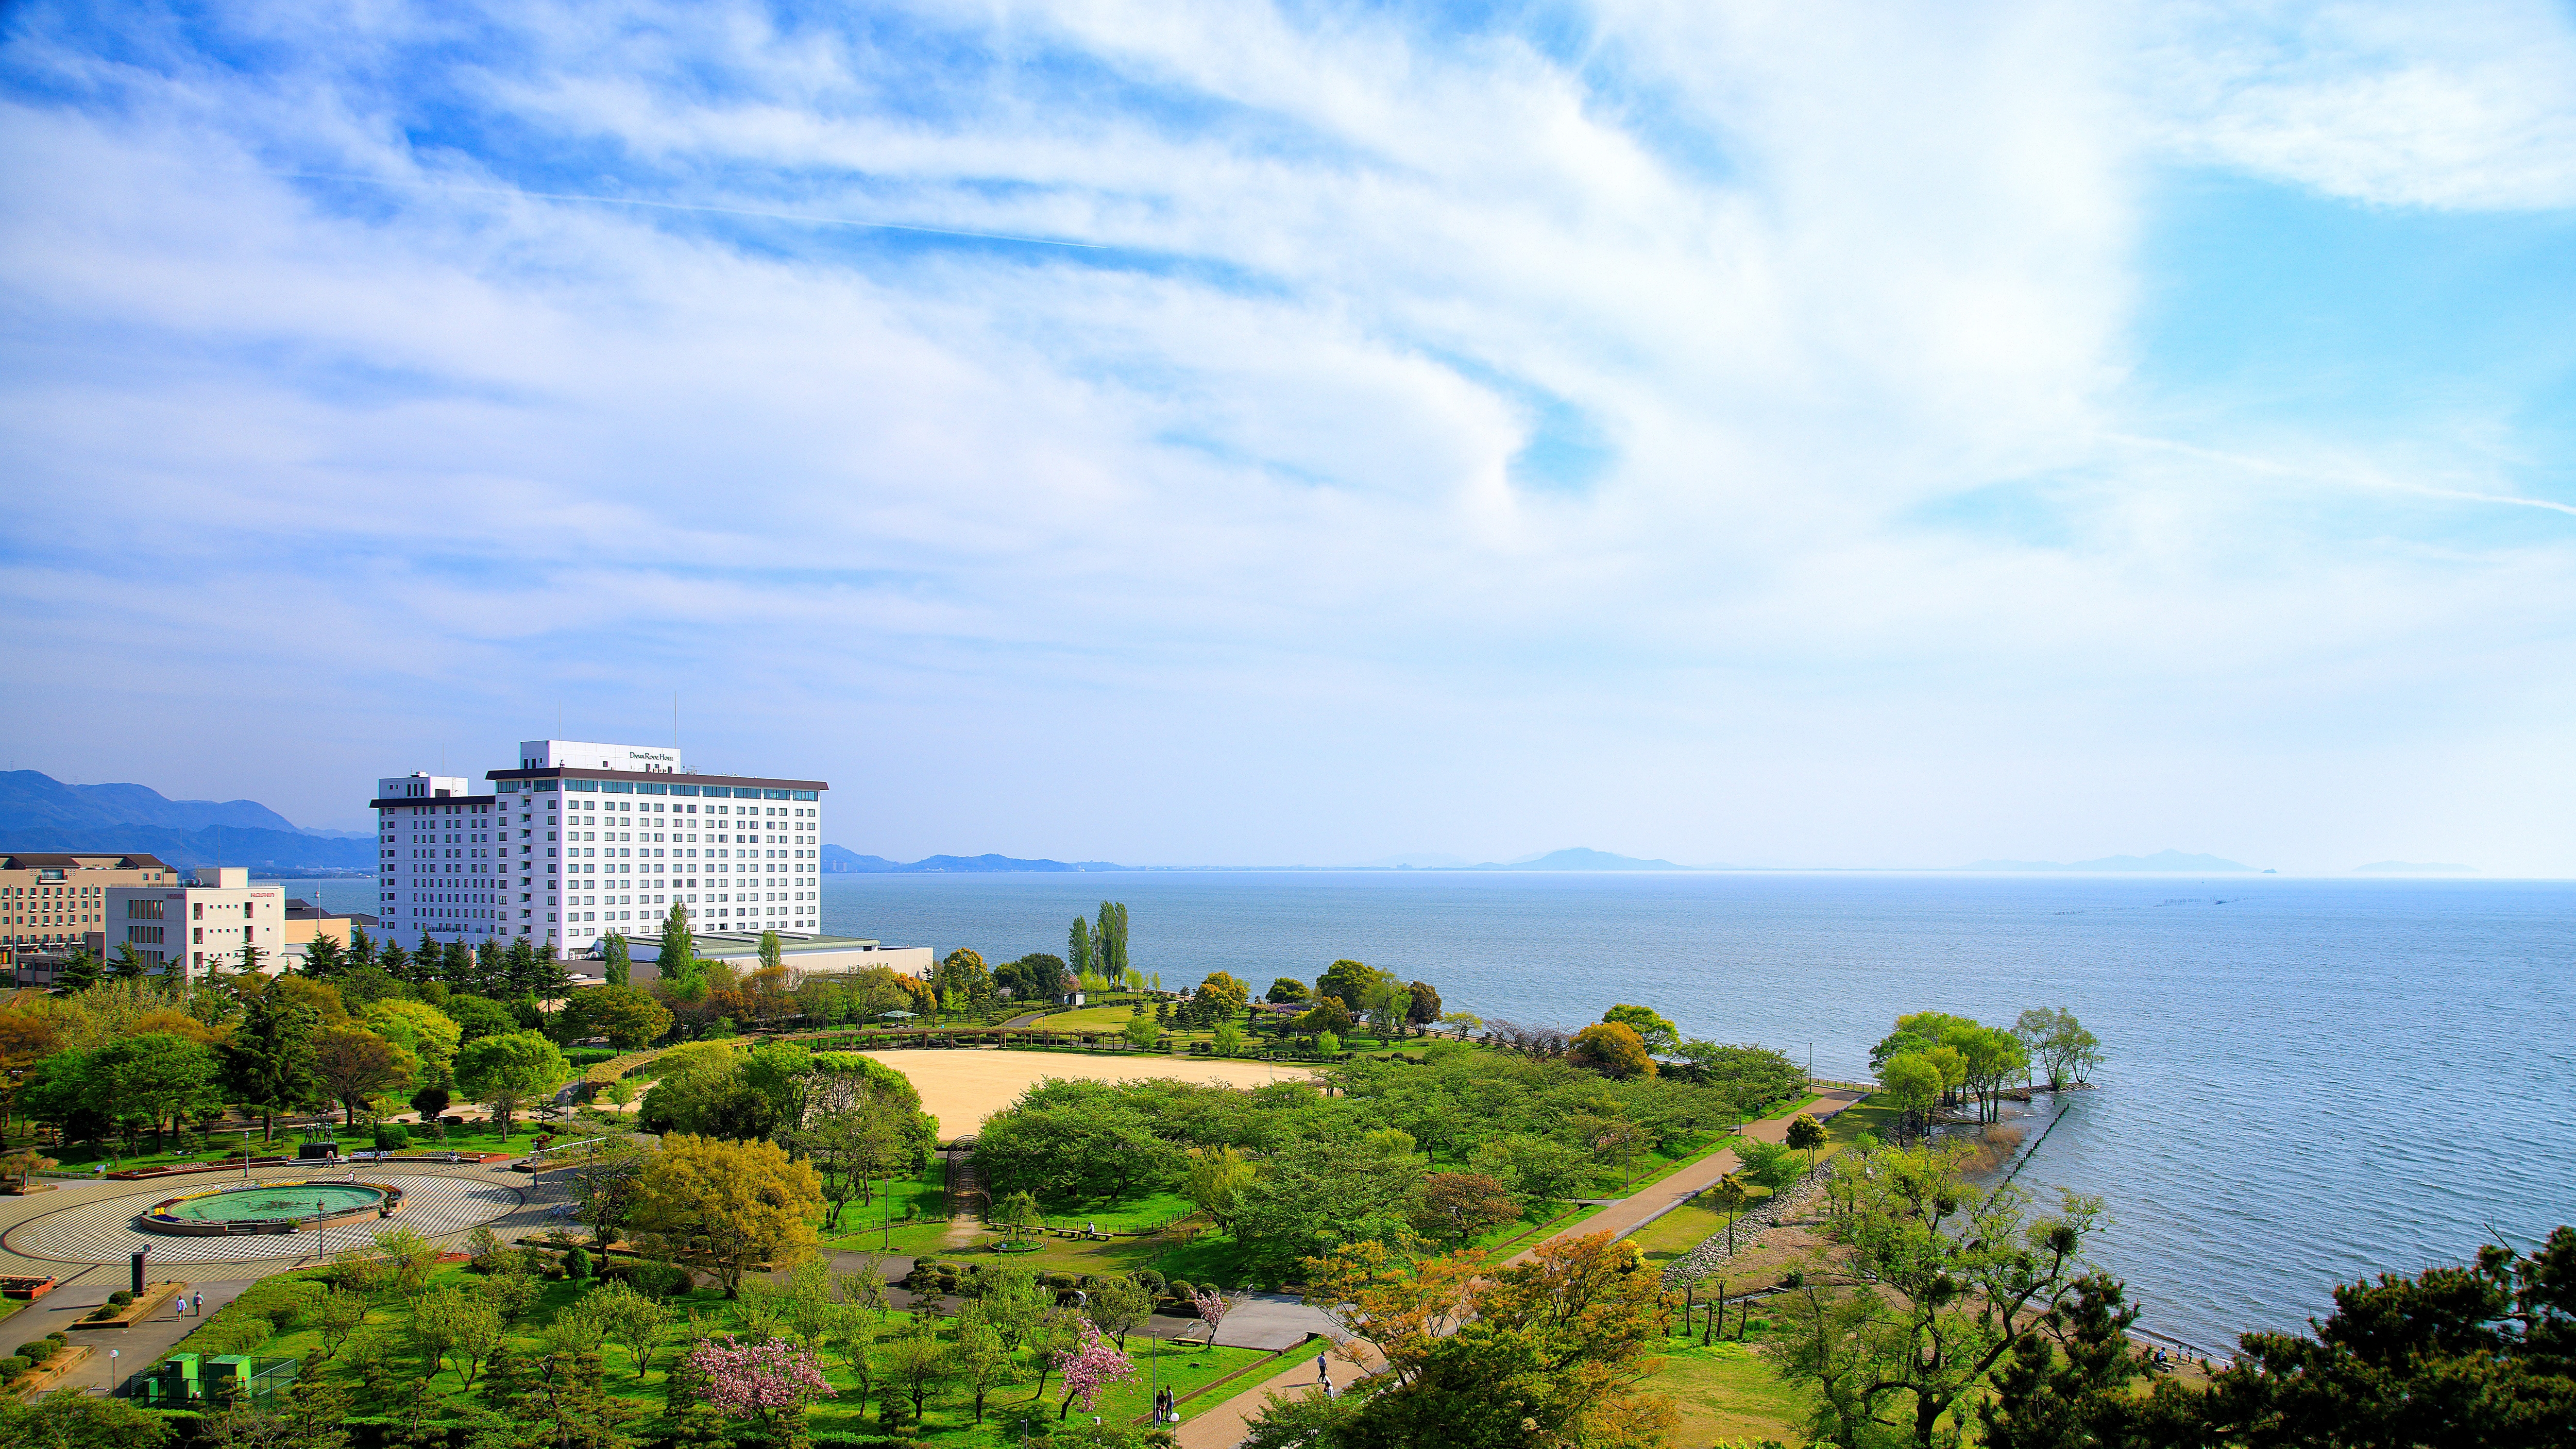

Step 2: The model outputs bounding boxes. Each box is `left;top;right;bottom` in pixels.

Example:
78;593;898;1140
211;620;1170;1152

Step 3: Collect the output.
1054;1319;1138;1412
691;1334;835;1417
1192;1289;1231;1329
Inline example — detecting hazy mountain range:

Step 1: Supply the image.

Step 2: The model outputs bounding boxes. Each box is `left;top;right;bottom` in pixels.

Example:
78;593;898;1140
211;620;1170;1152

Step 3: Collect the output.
0;770;374;873
3;771;2475;876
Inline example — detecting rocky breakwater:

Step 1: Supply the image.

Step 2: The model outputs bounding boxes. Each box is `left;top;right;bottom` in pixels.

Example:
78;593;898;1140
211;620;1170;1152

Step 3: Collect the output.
1659;1163;1834;1288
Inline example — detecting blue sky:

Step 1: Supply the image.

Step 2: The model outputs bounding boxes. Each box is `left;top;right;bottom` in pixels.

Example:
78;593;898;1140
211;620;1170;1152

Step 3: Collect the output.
2;1;2571;872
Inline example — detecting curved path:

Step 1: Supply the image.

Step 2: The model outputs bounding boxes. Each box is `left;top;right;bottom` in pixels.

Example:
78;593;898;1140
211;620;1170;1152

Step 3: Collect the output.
1174;1087;1871;1448
0;1161;572;1399
3;1174;523;1267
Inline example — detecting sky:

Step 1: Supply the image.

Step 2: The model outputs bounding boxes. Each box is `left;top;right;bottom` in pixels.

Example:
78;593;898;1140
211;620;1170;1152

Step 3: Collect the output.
2;1;2571;873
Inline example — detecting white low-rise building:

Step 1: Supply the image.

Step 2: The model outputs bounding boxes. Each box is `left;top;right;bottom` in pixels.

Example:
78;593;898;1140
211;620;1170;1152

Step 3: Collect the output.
106;866;289;980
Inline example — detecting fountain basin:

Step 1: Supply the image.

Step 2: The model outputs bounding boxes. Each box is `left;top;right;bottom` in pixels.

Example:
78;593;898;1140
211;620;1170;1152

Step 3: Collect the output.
141;1181;402;1235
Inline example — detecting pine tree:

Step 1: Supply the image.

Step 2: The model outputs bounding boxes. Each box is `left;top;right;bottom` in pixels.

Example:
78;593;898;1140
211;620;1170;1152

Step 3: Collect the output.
442;939;475;994
222;989;321;1141
347;924;374;969
474;938;505;996
504;936;541;996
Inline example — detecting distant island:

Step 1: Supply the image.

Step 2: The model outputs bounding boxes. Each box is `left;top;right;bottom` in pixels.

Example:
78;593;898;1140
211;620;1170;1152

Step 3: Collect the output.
1958;849;2257;873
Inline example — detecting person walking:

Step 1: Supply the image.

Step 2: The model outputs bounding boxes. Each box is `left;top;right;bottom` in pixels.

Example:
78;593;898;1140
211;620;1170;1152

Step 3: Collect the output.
1316;1350;1333;1399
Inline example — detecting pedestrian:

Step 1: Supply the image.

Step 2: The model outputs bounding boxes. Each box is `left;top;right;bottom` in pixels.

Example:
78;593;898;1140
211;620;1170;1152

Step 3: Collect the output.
1316;1350;1332;1398
193;1291;204;1317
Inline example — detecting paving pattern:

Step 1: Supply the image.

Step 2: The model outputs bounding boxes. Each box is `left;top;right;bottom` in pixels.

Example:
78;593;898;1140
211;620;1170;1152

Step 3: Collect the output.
2;1173;528;1266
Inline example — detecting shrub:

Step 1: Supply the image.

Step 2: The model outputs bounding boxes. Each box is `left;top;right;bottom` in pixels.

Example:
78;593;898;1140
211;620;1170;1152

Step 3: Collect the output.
1130;1269;1166;1298
0;1356;29;1380
108;1290;134;1307
1166;1279;1194;1302
564;1247;594;1280
630;1260;692;1299
15;1340;50;1362
373;1123;411;1152
1043;1272;1075;1292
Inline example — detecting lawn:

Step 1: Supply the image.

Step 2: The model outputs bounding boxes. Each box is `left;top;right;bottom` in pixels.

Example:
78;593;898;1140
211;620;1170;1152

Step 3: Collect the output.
144;1259;1291;1445
1641;1336;1815;1446
24;1116;563;1174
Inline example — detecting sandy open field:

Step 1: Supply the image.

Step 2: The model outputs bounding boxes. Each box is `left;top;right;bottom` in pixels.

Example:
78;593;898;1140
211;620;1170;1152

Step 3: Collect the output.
859;1048;1313;1135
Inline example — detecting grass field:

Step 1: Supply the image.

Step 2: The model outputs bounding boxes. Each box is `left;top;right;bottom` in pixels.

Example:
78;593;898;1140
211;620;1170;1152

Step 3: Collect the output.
1645;1337;1814;1446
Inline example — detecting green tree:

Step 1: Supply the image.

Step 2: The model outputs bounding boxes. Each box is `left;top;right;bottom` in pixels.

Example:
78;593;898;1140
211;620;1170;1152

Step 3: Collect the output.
934;948;994;1006
1094;901;1129;979
313;1026;418;1125
1880;1052;1943;1138
630;1134;822;1298
656;905;694;992
1296;995;1356;1038
883;1320;953;1422
1265;977;1310;1004
996;952;1068;1002
222;987;323;1140
954;1304;1011;1423
1195;970;1250;1017
91;1032;223;1153
1601;1003;1680;1057
1183;1146;1258;1234
990;1188;1045;1244
1403;980;1443;1035
1068;916;1095;981
108;941;150;982
443;993;518;1043
2122;1225;2576;1449
556;984;673;1050
1785;1113;1827;1170
1778;1141;2105;1449
600;933;631;988
0;1389;176;1448
300;933;347;977
453;1030;570;1138
1123;1014;1162;1050
1568;1021;1657;1079
1315;959;1382;1011
53;946;101;994
1405;1171;1521;1248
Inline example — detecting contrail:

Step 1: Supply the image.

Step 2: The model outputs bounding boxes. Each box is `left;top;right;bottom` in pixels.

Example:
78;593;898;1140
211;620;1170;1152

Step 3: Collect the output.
272;169;1111;250
2108;433;2576;517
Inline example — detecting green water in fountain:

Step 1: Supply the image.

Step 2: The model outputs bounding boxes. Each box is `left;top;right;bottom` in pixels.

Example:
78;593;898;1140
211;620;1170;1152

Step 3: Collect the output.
164;1183;386;1221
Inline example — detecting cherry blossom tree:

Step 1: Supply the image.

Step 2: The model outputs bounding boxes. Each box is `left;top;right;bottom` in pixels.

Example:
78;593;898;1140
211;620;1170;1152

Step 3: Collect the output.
1054;1319;1138;1420
691;1334;835;1438
1192;1288;1235;1348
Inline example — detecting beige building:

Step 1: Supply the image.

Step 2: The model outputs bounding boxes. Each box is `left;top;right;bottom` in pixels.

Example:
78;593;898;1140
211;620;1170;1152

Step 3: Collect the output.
282;897;379;969
106;866;290;981
590;931;931;987
1;851;178;953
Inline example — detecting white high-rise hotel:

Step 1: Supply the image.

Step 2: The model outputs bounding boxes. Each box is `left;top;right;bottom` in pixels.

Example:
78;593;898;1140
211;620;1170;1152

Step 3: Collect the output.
373;739;826;952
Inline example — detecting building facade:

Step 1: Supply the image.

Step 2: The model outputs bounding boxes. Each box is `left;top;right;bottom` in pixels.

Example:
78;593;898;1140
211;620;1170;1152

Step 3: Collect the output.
374;738;828;954
2;851;178;953
104;866;289;980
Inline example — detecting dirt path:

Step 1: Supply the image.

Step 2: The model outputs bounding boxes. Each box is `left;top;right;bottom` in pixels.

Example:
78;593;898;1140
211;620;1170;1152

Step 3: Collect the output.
1173;1088;1869;1447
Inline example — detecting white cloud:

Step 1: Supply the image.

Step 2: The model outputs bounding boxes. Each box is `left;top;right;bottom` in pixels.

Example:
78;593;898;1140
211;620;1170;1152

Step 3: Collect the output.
0;0;2569;868
2149;0;2576;209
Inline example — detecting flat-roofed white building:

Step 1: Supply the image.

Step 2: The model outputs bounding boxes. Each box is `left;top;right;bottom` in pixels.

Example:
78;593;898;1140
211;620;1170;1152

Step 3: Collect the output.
372;738;832;954
106;866;289;981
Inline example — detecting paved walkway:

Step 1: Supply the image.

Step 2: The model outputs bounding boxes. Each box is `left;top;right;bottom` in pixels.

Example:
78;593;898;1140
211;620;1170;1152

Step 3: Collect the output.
1173;1088;1869;1448
0;1160;568;1396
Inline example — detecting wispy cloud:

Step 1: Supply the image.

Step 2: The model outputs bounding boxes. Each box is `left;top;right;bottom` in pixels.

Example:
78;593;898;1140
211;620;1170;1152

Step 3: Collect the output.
1;0;2570;871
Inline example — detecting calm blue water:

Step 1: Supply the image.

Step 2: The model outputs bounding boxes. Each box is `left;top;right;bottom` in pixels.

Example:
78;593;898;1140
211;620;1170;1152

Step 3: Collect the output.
284;870;2576;1353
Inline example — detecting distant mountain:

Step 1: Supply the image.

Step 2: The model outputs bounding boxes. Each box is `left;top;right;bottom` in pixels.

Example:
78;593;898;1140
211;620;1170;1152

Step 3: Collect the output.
1;769;371;872
821;845;1125;873
0;770;306;833
2351;860;2478;875
1463;847;1689;871
1962;849;2256;873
